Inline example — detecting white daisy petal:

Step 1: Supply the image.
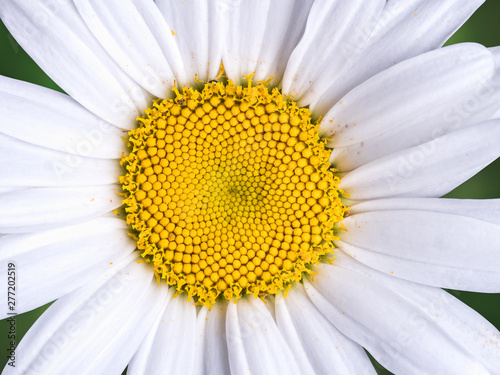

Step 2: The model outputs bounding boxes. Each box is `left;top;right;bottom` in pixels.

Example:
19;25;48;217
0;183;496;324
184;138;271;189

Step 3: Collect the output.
156;0;223;84
127;289;172;375
4;259;168;375
340;120;500;200
0;0;151;129
281;0;385;106
0;218;133;318
0;187;21;194
487;46;500;117
337;209;500;292
227;297;301;375
276;285;376;375
313;0;485;114
0;186;121;233
491;46;500;64
305;255;500;375
138;294;197;374
0;133;120;188
0;76;125;159
323;44;498;171
321;44;493;148
128;0;186;86
223;0;269;84
274;294;316;375
349;197;500;226
226;302;251;375
193;306;208;375
198;301;231;375
223;0;314;86
0;218;128;256
73;0;175;98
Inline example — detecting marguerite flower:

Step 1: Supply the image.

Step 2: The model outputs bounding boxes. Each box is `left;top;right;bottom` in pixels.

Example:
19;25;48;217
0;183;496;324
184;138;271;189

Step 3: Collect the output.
1;0;499;374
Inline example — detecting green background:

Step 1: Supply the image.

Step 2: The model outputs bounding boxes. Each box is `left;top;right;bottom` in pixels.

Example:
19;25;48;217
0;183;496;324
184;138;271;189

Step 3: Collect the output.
0;2;499;374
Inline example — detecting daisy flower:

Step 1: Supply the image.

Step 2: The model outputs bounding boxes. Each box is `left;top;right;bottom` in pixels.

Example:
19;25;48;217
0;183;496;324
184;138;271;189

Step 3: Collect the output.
1;0;500;374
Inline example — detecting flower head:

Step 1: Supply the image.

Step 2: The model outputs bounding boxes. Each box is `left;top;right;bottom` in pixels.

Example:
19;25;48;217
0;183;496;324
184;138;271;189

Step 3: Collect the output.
1;1;499;374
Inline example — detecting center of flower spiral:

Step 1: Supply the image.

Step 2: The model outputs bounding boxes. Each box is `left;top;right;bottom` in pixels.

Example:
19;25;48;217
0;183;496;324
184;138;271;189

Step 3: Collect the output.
120;79;347;307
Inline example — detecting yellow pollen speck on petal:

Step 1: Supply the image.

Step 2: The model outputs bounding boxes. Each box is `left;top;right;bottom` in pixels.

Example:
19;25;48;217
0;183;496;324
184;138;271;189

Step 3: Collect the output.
120;79;347;307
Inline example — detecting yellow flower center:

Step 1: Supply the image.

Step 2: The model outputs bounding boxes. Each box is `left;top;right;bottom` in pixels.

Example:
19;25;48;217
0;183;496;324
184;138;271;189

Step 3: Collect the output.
120;79;347;307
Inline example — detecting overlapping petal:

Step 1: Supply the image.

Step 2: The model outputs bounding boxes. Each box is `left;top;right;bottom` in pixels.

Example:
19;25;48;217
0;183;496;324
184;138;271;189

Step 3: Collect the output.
3;260;168;375
0;0;151;129
349;197;500;226
73;0;176;98
195;301;231;375
226;298;301;375
305;255;500;375
275;286;375;374
128;289;199;374
312;0;486;114
223;0;313;86
0;218;134;317
0;186;121;233
322;44;498;172
0;133;120;188
0;76;125;159
156;0;224;84
338;203;500;292
281;0;384;106
340;120;500;200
